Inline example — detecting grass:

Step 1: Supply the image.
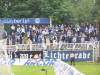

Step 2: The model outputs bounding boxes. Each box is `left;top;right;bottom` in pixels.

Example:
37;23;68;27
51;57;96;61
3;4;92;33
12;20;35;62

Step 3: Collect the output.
12;66;55;75
11;62;100;75
75;62;100;75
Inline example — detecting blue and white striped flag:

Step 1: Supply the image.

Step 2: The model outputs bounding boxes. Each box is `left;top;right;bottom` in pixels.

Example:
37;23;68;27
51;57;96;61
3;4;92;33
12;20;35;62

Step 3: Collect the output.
54;60;85;75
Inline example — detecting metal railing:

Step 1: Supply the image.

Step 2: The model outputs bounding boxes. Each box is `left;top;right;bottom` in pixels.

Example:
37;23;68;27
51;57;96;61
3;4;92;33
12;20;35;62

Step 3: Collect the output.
6;41;100;61
6;41;100;51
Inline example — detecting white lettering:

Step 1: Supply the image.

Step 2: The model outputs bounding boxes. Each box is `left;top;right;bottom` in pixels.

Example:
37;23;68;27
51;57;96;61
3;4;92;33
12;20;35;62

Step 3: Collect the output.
58;52;61;59
20;54;28;59
62;53;65;59
83;52;87;59
75;53;78;59
54;53;56;58
30;54;33;58
43;51;49;58
78;53;82;59
66;54;69;59
87;53;91;58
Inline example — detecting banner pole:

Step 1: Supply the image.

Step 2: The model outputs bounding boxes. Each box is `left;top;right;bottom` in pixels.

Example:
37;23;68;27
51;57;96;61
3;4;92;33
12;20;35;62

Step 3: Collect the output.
50;17;52;26
93;43;95;63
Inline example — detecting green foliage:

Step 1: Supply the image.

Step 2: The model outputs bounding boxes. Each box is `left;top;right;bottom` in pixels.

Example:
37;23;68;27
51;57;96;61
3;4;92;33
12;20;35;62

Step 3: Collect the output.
96;0;100;22
0;0;100;24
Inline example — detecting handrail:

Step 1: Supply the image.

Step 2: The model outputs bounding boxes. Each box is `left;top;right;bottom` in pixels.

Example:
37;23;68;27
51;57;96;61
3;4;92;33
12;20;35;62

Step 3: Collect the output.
6;41;100;51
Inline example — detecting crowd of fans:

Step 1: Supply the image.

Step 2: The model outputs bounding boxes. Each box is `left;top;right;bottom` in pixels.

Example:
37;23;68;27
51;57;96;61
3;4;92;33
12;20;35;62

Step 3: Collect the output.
4;23;100;46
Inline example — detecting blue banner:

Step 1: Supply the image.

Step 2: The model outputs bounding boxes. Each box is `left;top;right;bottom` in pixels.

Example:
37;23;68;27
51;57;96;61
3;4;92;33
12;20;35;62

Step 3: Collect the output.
0;18;50;24
43;50;93;61
24;59;56;66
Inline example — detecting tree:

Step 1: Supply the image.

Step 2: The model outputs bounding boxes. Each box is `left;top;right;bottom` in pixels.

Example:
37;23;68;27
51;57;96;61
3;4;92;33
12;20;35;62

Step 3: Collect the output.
69;0;95;24
96;0;100;22
0;0;99;24
10;3;31;18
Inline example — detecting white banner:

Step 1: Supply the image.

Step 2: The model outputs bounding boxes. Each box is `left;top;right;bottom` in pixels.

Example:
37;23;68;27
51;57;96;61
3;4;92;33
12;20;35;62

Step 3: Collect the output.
54;59;85;75
2;59;57;66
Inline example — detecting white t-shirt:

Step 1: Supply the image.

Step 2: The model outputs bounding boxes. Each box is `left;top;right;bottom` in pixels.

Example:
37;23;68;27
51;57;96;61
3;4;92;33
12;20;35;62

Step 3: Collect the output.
81;37;85;43
11;25;15;30
21;27;25;33
53;40;57;46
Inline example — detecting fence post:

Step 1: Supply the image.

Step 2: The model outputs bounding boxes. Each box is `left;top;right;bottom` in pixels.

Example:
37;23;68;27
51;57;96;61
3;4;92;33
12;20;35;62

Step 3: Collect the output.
99;41;100;57
93;42;96;63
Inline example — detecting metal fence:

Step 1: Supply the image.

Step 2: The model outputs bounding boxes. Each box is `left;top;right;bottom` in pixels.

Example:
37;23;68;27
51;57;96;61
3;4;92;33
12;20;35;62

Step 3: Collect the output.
6;41;100;61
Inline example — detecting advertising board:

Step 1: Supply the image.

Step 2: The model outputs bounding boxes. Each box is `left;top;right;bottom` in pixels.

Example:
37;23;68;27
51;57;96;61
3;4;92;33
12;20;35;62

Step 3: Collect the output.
15;51;43;59
43;50;93;61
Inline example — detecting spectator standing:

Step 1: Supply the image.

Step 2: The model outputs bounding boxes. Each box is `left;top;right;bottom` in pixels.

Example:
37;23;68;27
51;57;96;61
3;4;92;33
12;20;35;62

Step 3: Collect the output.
11;24;15;33
11;32;15;45
70;52;75;65
17;25;21;34
21;25;25;36
2;30;7;44
25;25;28;33
46;37;50;49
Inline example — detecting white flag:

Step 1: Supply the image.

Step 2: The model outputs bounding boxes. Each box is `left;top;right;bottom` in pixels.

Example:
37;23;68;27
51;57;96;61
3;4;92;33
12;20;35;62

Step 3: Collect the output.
54;59;85;75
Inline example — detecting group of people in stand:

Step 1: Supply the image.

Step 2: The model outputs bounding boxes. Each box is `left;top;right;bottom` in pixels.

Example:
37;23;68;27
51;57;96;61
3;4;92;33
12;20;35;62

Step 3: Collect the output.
4;23;100;46
3;23;100;65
